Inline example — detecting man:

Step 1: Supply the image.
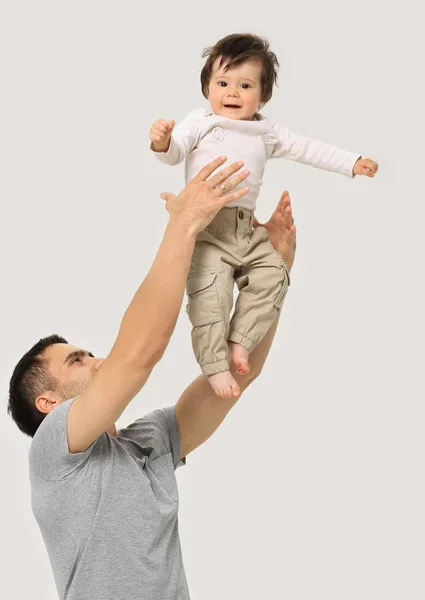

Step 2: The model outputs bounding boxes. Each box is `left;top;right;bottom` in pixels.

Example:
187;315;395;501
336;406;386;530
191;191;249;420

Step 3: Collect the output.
7;157;296;600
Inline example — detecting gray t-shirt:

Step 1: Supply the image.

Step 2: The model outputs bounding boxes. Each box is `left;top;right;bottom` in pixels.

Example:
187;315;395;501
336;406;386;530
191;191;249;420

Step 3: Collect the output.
29;398;189;600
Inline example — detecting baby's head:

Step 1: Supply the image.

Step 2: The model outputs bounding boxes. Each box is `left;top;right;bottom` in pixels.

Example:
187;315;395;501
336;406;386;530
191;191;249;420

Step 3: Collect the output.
201;33;279;121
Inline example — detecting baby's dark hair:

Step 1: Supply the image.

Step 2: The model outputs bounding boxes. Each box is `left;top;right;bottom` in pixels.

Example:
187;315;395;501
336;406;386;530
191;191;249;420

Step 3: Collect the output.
200;33;279;104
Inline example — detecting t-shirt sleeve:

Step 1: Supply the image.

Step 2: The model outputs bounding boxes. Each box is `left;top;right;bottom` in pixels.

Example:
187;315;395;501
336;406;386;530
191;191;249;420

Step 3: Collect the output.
270;120;361;178
119;406;185;470
29;398;98;481
151;108;204;166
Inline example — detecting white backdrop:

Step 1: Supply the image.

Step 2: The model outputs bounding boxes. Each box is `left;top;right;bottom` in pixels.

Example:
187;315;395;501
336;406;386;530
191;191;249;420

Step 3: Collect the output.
1;1;424;598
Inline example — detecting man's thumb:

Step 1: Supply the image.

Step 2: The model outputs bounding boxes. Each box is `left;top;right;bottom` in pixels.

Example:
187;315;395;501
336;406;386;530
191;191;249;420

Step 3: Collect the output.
252;215;261;229
160;192;176;202
167;120;175;132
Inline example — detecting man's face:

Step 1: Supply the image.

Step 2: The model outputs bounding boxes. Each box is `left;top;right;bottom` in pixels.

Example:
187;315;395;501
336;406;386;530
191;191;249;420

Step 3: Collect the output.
44;343;104;403
37;344;116;436
208;57;263;121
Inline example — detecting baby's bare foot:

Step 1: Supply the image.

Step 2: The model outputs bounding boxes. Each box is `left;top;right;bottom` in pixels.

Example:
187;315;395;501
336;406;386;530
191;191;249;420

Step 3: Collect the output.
208;371;240;398
230;342;250;375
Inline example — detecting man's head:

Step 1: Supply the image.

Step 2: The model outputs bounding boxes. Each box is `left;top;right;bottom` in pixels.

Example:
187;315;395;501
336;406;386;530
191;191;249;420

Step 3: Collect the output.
7;335;104;437
200;33;279;120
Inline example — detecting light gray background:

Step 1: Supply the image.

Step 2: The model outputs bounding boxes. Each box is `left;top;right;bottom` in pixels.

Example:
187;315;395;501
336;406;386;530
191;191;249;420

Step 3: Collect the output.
1;1;423;598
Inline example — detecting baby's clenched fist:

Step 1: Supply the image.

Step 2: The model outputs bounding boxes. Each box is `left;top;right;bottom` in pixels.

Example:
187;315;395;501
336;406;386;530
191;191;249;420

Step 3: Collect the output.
353;157;379;178
150;119;175;153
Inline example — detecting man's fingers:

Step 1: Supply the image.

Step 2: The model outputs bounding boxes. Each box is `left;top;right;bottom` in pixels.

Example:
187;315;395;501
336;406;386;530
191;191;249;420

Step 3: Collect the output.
192;156;228;183
215;169;250;197
277;190;290;216
283;197;293;221
220;186;250;207
282;205;294;229
275;195;285;216
208;161;246;188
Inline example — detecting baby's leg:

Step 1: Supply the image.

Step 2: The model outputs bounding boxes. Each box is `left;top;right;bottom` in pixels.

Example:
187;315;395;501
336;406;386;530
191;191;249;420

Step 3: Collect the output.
187;241;238;398
229;226;289;367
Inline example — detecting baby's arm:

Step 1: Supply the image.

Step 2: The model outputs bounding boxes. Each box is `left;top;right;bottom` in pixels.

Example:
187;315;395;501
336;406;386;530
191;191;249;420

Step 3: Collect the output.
271;121;364;178
150;109;204;166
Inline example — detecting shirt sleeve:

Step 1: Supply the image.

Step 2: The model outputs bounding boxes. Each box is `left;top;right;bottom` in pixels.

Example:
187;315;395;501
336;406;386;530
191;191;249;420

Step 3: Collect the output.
151;109;204;166
270;121;361;178
28;398;98;481
118;407;185;470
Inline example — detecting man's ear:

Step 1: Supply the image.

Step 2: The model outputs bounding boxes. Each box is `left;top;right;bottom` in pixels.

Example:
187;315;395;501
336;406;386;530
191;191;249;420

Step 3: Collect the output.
35;391;60;416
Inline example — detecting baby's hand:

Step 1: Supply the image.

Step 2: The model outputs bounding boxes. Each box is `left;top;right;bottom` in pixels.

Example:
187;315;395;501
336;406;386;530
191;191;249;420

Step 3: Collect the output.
353;157;379;177
150;119;175;153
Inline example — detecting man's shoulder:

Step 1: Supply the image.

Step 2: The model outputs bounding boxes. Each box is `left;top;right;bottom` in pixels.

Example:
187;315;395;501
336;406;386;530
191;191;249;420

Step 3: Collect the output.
29;398;103;481
30;398;74;452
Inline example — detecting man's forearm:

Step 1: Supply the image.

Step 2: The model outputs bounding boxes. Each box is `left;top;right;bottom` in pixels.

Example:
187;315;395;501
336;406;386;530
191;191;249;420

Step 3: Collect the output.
114;219;195;365
175;314;281;457
239;313;280;388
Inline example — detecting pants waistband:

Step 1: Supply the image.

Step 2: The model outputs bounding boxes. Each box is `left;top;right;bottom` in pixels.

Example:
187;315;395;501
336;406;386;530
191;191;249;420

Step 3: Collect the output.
205;207;253;236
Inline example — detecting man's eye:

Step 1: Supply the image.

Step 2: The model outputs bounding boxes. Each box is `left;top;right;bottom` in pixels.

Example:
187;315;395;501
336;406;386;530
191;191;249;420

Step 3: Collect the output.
72;357;82;364
218;81;227;87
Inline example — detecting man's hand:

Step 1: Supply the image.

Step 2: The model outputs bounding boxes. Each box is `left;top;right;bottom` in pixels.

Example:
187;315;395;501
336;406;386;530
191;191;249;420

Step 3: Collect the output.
160;156;250;237
253;190;297;271
353;157;379;177
150;119;175;153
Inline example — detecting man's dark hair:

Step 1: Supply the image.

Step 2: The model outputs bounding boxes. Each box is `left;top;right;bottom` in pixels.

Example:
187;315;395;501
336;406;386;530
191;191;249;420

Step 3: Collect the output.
7;334;68;438
200;33;279;104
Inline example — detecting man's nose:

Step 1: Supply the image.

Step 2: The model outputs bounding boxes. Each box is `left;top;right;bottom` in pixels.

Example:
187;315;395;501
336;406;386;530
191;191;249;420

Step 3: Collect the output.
93;358;105;372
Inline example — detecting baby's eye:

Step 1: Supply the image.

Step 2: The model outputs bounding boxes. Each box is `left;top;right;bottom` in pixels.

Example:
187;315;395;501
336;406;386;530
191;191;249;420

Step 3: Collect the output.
241;83;251;89
218;81;227;87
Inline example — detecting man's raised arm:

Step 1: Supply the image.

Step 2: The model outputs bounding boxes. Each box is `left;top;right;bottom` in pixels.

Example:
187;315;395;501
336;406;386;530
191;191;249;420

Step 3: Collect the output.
67;157;250;453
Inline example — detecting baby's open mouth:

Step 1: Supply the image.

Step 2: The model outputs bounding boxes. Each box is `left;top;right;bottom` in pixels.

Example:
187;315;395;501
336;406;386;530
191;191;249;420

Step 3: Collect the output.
223;104;241;108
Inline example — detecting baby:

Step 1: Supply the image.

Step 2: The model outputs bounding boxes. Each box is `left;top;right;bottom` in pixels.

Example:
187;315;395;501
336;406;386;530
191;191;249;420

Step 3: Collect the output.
150;33;378;399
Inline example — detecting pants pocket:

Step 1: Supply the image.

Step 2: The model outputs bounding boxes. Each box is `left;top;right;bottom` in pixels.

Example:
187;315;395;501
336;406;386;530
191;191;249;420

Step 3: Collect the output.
186;271;222;327
273;265;289;310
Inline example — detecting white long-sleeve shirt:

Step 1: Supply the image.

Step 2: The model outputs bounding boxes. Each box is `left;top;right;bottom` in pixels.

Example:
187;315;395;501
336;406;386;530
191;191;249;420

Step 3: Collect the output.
153;108;360;211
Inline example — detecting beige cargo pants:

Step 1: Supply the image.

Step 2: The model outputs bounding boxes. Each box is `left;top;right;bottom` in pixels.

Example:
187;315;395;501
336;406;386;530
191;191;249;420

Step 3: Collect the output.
186;206;290;376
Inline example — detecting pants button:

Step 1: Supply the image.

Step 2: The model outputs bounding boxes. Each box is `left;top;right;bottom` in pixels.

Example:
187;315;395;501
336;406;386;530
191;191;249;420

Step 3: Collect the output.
238;210;244;220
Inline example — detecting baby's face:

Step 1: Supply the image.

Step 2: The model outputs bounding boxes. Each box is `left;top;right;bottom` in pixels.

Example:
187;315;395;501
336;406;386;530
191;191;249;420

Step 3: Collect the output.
208;57;263;120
